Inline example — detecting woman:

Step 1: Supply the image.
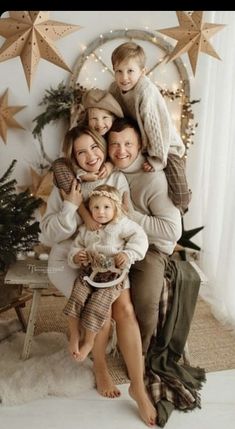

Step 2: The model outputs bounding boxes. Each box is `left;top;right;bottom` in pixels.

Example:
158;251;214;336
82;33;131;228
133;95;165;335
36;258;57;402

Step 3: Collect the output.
40;125;156;427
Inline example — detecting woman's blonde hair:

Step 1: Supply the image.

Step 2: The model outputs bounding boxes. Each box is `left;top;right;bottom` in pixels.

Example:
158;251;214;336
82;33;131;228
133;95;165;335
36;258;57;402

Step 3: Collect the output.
63;125;107;174
111;42;146;69
88;184;125;223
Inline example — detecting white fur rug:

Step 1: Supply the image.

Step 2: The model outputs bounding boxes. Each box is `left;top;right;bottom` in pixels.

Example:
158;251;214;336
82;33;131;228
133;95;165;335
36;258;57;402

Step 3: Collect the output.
0;331;95;406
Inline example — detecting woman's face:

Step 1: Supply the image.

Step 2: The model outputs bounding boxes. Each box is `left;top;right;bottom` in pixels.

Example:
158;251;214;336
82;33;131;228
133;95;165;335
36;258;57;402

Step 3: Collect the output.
88;108;114;136
73;134;104;172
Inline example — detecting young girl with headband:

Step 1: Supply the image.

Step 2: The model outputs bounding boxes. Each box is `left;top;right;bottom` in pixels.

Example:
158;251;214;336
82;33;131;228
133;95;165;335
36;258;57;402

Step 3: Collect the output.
64;184;148;361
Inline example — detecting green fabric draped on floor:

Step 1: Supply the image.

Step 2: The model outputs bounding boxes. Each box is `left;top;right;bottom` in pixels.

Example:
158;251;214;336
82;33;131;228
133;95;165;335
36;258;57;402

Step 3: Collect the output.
146;260;206;427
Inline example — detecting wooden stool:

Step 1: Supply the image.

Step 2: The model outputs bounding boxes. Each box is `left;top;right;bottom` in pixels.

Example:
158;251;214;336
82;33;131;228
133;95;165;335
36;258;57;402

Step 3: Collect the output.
4;257;50;360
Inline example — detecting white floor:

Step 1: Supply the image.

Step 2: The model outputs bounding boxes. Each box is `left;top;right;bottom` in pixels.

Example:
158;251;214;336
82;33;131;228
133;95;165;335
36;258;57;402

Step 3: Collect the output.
2;369;235;429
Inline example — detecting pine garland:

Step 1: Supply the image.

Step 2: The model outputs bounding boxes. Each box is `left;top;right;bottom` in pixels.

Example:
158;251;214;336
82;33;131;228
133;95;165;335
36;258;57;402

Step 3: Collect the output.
0;160;43;272
32;82;86;139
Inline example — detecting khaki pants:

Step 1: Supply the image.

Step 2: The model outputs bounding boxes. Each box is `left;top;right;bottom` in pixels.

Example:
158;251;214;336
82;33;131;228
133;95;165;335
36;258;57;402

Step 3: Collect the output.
129;246;168;354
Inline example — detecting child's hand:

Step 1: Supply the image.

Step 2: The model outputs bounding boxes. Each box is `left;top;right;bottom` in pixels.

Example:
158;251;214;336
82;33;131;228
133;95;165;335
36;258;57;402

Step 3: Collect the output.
115;252;129;269
97;162;114;179
80;172;99;182
142;160;155;172
74;250;88;266
61;179;82;207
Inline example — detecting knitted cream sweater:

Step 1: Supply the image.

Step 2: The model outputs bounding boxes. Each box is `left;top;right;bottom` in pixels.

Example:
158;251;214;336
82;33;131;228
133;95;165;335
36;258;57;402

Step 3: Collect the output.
110;75;185;168
40;171;130;247
68;216;148;269
120;153;182;255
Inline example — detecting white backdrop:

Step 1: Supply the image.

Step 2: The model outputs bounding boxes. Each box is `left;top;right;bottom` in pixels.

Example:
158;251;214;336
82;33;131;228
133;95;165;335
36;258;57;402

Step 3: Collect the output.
0;10;228;253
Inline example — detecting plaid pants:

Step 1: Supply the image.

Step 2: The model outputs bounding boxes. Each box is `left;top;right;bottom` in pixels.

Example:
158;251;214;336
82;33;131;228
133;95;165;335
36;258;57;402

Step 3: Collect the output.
64;269;123;332
164;154;192;214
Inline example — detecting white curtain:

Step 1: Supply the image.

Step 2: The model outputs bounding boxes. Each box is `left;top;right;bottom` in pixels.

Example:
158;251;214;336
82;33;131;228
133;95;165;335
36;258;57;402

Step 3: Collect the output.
188;11;235;327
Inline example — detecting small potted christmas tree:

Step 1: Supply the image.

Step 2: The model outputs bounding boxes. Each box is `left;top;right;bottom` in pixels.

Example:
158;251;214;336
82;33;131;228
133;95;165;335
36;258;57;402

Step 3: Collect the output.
0;160;43;307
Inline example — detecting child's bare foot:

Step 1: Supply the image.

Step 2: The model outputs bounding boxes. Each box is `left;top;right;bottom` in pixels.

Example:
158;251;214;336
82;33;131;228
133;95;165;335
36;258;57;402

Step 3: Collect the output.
129;384;157;427
93;360;121;398
69;335;80;360
76;341;93;362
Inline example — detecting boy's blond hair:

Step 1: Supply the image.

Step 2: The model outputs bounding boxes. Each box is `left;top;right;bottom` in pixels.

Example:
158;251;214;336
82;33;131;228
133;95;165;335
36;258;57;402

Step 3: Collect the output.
111;42;146;69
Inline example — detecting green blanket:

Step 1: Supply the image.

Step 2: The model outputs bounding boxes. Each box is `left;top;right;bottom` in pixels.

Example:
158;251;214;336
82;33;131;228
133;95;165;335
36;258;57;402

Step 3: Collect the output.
146;260;206;427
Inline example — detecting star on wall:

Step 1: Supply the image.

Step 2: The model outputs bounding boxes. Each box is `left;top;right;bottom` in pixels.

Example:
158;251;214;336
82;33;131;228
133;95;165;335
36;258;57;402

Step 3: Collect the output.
30;168;53;215
0;11;81;89
157;11;226;75
0;88;26;144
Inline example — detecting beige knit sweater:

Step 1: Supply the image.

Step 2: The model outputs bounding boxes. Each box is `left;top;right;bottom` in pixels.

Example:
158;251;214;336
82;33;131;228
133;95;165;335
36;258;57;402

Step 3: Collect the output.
110;76;185;168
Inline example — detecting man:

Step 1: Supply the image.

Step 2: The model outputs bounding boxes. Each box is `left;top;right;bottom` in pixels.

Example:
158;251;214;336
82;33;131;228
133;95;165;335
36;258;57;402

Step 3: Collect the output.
107;117;182;355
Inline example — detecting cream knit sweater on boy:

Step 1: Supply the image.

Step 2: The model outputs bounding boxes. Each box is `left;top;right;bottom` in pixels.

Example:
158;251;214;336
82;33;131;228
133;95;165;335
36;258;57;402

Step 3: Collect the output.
110;75;185;169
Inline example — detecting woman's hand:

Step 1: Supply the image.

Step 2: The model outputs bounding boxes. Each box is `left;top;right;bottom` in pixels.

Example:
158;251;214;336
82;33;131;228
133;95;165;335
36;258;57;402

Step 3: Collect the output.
115;252;129;269
61;179;82;207
84;216;102;231
122;191;130;213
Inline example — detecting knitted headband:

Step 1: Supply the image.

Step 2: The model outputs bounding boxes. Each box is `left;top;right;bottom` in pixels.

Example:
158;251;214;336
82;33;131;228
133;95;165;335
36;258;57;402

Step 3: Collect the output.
89;189;122;205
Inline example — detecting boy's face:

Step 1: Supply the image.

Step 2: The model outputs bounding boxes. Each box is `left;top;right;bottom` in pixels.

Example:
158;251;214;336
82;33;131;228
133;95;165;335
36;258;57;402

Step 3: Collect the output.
108;127;141;169
88;108;114;136
113;58;145;92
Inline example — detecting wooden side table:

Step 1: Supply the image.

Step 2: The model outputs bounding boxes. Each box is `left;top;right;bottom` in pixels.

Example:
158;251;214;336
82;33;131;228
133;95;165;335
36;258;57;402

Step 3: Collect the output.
4;257;50;360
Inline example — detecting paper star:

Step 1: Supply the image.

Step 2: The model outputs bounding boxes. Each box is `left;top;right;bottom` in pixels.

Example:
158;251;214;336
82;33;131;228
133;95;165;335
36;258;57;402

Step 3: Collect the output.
157;11;226;75
176;216;204;260
0;88;26;144
0;11;81;89
30;168;53;215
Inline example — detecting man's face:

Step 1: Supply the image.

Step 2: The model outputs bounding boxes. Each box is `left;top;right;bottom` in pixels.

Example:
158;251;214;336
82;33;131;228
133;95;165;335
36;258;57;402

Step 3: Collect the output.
108;127;141;169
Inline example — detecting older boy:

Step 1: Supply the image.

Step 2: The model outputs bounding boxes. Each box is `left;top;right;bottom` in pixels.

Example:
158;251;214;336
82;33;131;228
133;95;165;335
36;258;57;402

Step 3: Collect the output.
109;42;191;214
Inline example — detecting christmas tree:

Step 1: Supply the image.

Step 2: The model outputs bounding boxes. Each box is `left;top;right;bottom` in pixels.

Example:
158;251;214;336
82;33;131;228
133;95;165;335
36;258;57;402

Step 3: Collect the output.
0;160;43;272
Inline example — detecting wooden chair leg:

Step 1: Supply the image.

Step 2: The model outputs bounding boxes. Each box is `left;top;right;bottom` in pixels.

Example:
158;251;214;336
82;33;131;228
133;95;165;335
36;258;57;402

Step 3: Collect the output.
15;305;27;332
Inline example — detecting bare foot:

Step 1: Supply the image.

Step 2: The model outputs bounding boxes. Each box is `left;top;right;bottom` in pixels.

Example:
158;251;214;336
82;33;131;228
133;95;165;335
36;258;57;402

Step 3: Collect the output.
69;334;80;360
129;384;157;427
93;360;121;398
76;341;93;362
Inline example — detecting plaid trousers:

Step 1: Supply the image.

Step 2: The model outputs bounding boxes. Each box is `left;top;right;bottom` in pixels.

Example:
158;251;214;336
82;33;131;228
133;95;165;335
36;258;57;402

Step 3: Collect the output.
63;269;123;333
164;154;192;214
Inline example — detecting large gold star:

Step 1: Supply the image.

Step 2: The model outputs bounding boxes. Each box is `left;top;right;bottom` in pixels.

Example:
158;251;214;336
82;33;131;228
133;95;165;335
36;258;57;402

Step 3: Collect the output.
0;88;26;144
157;11;226;75
29;168;54;216
0;11;81;89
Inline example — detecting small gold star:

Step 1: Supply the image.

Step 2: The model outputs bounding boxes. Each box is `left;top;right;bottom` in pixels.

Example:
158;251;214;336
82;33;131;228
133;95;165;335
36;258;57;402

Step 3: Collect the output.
157;11;226;75
0;88;26;144
0;11;82;89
